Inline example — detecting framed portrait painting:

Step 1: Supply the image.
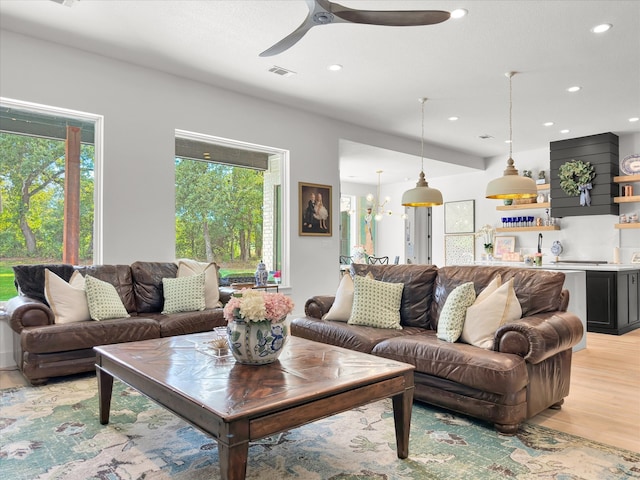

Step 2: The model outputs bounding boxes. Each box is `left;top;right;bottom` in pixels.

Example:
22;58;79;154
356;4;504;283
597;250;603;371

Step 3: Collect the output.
299;182;332;236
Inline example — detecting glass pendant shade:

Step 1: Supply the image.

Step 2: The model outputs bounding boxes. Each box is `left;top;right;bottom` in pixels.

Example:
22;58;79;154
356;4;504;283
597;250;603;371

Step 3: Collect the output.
402;171;443;206
485;157;537;199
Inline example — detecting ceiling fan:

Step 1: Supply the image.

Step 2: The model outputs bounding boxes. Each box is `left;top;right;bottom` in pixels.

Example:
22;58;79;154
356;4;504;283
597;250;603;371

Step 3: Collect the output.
259;0;451;57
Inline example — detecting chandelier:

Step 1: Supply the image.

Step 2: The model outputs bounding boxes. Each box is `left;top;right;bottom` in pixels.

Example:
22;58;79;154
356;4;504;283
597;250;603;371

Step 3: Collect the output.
366;170;407;221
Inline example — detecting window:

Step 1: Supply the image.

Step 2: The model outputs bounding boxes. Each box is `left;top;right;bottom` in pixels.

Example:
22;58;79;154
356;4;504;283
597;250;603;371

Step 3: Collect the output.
0;98;102;266
174;130;288;286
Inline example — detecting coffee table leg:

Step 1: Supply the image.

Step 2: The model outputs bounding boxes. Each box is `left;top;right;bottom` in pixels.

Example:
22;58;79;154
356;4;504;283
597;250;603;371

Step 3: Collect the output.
392;378;414;459
97;367;114;425
218;440;249;480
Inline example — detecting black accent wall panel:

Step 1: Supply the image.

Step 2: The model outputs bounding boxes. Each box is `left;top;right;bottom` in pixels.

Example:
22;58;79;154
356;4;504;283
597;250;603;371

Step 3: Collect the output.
550;132;619;217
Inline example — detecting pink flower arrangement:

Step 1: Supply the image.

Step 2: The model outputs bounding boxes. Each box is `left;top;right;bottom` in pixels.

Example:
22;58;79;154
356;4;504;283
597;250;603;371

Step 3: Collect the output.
223;289;294;323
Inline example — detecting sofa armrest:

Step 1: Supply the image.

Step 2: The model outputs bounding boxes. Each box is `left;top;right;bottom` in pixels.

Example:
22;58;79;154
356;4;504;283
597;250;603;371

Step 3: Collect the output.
304;295;335;319
219;286;235;306
495;311;584;364
6;295;55;333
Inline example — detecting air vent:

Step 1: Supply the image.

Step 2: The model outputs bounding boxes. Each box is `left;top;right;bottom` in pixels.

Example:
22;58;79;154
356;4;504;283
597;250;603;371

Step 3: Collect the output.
268;66;297;77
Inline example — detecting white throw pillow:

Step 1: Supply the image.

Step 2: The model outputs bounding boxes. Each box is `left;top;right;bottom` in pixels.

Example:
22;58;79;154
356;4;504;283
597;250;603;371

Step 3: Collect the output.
162;272;206;314
475;275;502;304
461;278;522;349
347;275;404;330
436;282;477;342
177;259;221;308
84;275;130;321
44;269;91;324
322;273;354;321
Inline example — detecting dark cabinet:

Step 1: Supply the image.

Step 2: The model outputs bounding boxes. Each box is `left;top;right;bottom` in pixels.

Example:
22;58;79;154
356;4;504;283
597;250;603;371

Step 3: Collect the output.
586;270;640;335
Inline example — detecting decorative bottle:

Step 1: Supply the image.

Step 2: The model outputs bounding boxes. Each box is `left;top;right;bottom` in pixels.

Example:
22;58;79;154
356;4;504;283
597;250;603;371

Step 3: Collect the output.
255;260;268;286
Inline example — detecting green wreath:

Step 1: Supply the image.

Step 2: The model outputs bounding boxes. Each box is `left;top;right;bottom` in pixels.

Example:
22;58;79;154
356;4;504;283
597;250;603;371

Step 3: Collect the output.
559;160;595;196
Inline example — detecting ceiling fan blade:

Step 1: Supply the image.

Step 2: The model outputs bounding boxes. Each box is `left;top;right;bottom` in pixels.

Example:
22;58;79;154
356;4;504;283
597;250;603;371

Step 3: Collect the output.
325;0;450;26
259;0;319;57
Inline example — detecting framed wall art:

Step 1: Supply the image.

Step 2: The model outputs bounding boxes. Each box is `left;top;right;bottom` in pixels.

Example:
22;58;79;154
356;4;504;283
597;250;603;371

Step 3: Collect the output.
494;236;516;258
444;200;475;234
444;234;475;266
299;182;332;236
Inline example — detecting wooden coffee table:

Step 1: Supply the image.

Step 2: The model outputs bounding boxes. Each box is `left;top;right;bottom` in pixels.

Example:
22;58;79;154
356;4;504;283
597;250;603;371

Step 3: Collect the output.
95;333;414;480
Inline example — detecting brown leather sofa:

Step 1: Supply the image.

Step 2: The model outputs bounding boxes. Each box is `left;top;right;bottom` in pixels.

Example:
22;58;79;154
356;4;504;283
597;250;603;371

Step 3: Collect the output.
6;261;231;385
292;264;584;434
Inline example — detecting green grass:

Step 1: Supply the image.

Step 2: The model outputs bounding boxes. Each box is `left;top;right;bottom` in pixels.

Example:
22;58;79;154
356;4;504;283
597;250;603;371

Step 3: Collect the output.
0;264;16;301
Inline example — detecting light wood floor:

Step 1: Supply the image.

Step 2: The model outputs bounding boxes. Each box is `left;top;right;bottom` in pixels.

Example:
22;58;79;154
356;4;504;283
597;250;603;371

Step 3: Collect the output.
529;329;640;452
2;330;639;452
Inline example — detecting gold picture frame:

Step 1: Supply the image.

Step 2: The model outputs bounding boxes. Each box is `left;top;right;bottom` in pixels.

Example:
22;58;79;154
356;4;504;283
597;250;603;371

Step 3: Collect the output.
299;182;332;236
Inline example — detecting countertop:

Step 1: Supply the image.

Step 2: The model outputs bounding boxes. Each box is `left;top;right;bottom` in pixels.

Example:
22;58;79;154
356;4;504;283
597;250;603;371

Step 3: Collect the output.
474;261;639;272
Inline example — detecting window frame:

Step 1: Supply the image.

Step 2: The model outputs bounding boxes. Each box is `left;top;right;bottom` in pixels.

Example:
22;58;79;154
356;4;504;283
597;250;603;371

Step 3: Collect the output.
175;129;290;286
0;96;104;263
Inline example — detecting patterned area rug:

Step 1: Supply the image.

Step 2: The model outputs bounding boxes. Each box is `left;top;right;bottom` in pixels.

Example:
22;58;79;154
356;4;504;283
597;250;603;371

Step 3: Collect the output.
1;374;639;480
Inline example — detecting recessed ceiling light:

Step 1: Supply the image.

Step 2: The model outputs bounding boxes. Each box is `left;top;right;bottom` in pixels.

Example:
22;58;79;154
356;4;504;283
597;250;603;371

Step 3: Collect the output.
567;86;581;93
450;9;467;19
591;23;612;33
448;116;459;121
504;140;512;144
328;64;343;71
629;117;640;122
543;122;554;127
560;129;570;134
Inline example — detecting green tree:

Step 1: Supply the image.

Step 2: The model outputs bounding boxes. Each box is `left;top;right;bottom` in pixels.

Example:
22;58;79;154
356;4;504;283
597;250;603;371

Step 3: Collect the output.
0;132;94;260
175;158;264;265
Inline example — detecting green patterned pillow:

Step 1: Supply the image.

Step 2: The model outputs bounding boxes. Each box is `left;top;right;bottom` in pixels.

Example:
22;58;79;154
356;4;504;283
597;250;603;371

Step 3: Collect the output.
347;275;404;330
84;275;130;321
162;272;206;314
436;282;476;342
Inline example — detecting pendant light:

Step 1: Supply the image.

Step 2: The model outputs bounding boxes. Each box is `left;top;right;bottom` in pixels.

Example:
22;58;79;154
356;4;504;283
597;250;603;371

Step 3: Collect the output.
402;98;443;207
485;72;537;199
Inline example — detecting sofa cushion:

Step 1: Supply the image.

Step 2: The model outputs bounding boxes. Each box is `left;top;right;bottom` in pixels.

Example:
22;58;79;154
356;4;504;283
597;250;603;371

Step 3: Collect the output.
44;269;91;324
351;264;438;329
75;264;136;313
372;332;529;395
461;278;522;349
177;259;221;309
430;266;566;327
436;281;476;342
322;273;354;321
85;275;131;321
292;317;426;353
348;275;404;330
13;264;76;305
140;310;227;337
131;262;178;313
161;272;206;314
20;317;161;353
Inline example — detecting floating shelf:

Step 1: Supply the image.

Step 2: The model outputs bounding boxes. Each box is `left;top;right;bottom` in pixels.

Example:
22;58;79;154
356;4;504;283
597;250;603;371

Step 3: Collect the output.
614;195;640;203
496;225;560;232
537;184;550;190
615;223;640;229
614;174;640;183
497;202;550;211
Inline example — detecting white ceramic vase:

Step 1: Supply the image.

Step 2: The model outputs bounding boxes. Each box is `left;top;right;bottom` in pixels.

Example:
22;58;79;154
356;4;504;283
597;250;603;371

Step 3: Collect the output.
227;318;287;365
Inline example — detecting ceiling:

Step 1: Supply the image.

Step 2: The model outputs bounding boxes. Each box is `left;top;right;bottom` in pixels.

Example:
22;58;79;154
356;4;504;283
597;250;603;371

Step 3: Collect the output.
1;0;638;185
